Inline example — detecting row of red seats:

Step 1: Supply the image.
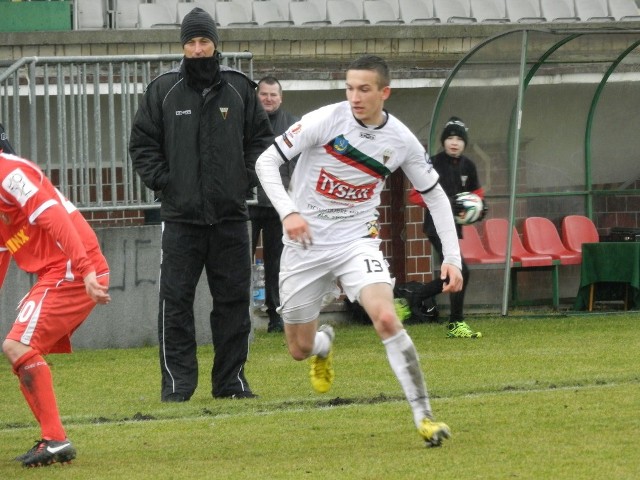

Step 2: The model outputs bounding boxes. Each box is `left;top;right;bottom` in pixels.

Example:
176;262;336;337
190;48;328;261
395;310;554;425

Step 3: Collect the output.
459;216;599;307
461;215;599;267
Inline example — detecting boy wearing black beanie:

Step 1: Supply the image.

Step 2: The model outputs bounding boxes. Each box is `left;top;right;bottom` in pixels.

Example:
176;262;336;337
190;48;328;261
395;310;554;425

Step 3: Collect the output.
423;117;484;338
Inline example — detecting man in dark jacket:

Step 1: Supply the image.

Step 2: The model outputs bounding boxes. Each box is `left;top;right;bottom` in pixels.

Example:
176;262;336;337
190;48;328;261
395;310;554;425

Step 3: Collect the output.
250;76;299;333
129;7;273;402
422;117;484;339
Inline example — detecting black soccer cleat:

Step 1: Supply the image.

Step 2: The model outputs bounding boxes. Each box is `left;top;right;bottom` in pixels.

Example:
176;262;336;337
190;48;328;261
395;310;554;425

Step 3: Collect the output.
14;440;40;463
20;439;76;468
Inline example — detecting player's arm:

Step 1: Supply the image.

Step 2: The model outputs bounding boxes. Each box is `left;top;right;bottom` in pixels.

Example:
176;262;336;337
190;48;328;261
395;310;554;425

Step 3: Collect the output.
421;184;463;290
404;153;462;292
0;250;10;290
281;212;312;249
256;144;298;221
410;179;463;290
256;145;312;247
33;203;110;303
33;201;93;274
407;187;427;207
82;271;111;304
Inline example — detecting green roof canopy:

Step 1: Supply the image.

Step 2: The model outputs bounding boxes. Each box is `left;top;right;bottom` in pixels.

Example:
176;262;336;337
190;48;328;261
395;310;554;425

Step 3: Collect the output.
429;28;640;314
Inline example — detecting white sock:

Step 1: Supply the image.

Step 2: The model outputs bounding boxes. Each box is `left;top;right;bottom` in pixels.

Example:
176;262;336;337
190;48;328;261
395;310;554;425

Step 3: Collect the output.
310;329;332;358
383;329;432;428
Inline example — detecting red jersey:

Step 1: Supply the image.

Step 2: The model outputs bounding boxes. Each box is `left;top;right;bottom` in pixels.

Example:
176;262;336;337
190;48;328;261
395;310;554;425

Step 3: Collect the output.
0;153;108;288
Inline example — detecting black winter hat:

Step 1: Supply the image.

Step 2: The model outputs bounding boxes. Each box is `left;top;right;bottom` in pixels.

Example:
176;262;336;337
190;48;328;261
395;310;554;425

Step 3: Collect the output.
180;7;219;46
440;117;469;145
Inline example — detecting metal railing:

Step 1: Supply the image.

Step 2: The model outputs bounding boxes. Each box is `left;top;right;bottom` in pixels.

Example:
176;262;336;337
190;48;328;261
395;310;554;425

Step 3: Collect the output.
0;52;254;211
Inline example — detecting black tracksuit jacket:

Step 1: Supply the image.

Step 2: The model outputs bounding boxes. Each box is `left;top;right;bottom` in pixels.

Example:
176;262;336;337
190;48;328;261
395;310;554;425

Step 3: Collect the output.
423;151;481;239
129;63;273;225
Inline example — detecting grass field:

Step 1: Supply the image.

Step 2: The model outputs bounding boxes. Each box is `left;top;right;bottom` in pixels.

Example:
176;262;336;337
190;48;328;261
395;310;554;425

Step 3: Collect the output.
1;313;639;479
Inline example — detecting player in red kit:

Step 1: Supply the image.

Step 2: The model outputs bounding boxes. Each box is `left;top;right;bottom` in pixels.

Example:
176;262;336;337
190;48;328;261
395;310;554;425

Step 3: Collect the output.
0;152;111;468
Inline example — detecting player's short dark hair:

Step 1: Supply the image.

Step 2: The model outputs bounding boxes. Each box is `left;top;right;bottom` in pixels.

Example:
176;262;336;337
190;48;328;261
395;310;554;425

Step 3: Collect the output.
258;75;283;93
346;55;390;88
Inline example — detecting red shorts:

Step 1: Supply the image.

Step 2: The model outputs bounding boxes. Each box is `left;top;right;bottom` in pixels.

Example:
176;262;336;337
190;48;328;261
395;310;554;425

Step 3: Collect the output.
5;273;109;354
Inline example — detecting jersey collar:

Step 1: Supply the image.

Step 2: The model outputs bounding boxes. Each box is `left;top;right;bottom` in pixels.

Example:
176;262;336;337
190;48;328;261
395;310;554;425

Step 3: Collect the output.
353;109;390;130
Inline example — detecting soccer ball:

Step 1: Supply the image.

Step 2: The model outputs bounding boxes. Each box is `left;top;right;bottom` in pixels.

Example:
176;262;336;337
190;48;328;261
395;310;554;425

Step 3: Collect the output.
454;192;484;225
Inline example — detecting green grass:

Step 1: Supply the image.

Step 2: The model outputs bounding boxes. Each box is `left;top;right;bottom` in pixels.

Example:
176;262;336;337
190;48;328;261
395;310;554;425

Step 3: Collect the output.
1;313;640;479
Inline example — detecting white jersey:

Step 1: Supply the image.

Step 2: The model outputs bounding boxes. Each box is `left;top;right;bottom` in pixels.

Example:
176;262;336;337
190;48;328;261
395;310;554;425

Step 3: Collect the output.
256;101;461;268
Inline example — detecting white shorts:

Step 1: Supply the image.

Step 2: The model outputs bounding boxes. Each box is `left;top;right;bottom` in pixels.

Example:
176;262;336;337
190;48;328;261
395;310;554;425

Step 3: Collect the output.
278;238;392;324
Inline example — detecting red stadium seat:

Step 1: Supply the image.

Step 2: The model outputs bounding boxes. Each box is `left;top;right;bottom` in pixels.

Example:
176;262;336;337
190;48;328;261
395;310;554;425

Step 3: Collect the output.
459;224;508;265
483;218;560;307
523;217;582;265
484;218;555;267
561;215;599;260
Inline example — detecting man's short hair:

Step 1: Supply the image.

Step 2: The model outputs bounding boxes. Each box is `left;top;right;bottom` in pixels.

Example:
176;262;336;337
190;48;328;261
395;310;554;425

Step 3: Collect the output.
258;76;283;93
346;55;390;88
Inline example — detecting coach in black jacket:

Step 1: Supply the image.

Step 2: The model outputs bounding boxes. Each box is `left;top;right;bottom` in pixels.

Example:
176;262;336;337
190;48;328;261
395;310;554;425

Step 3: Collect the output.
129;7;273;402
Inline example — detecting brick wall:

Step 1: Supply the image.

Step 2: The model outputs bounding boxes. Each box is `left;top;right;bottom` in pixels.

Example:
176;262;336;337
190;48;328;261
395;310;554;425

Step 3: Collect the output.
83;209;147;228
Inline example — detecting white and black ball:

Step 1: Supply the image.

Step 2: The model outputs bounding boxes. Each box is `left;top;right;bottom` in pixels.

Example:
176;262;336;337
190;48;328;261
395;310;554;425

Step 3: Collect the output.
454;192;484;225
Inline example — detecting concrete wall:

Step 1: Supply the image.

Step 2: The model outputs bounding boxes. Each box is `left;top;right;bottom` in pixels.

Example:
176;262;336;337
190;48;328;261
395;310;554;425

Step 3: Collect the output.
0;225;221;350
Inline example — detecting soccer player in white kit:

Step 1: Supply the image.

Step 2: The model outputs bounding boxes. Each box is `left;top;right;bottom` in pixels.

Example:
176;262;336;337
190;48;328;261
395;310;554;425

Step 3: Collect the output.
255;55;463;446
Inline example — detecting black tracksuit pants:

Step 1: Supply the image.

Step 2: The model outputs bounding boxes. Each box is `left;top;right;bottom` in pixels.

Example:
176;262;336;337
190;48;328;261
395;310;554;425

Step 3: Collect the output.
158;221;252;400
249;206;284;326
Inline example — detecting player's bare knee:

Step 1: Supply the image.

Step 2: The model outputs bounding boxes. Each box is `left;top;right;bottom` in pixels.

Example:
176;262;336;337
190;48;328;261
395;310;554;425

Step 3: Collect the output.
2;339;19;359
286;334;315;360
288;344;312;361
373;309;402;337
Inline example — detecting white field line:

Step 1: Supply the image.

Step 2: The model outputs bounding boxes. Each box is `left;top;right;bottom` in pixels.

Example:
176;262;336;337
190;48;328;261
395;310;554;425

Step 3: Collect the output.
0;380;633;433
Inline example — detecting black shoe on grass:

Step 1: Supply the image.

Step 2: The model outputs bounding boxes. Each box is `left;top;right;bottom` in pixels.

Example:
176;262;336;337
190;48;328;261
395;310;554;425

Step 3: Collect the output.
215;390;258;399
20;439;76;467
162;392;189;402
14;439;41;462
